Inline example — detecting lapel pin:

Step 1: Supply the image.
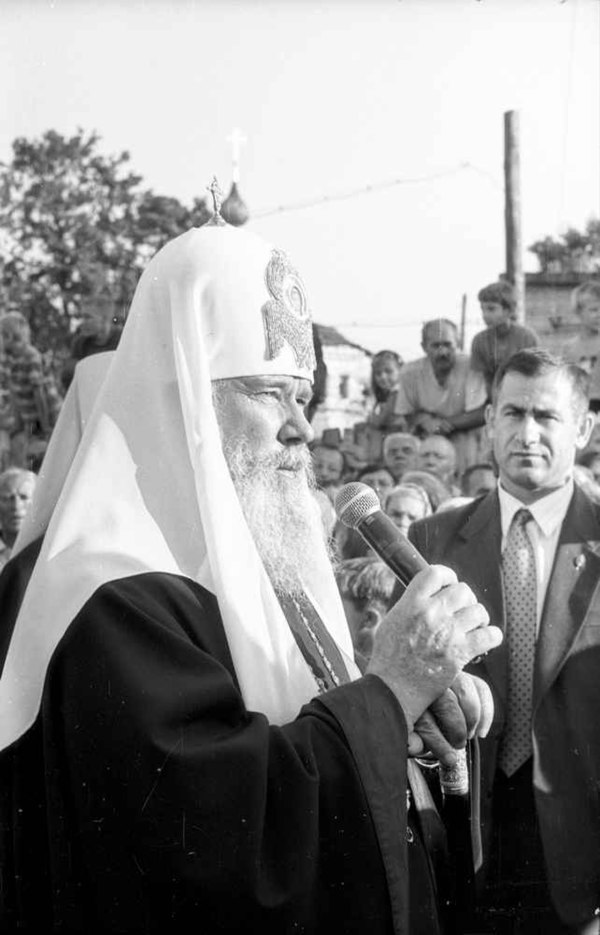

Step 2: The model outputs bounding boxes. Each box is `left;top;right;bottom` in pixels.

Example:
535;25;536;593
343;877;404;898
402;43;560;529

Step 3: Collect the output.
573;555;586;570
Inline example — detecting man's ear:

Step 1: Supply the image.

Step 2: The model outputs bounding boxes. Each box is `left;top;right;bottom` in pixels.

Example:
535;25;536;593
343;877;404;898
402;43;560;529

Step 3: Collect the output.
576;410;596;451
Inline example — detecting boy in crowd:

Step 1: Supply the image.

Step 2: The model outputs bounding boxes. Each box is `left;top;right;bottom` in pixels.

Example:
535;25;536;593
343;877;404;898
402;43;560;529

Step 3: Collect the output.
471;281;538;397
564;280;600;411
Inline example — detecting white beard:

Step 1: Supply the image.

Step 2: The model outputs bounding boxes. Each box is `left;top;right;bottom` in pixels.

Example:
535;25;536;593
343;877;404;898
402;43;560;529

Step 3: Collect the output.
222;437;331;597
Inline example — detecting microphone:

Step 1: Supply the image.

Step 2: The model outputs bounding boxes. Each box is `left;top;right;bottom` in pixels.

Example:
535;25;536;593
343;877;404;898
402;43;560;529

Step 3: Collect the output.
336;482;481;906
334;482;428;585
335;481;471;797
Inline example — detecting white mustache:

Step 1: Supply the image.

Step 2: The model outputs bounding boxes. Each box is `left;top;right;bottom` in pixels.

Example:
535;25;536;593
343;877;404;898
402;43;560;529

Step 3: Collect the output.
277;448;312;471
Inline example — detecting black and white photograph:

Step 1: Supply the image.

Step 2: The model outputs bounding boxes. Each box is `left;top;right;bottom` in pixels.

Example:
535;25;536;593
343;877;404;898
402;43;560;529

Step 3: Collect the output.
0;1;599;932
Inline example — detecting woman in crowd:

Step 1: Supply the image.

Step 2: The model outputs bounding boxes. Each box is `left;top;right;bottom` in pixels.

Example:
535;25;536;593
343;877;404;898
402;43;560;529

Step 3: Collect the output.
383;483;432;537
367;350;405;433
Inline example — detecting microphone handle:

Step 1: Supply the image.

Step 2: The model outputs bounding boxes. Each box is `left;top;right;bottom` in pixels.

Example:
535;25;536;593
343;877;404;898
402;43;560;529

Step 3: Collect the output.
354;509;429;584
352;502;480;923
354;508;473;796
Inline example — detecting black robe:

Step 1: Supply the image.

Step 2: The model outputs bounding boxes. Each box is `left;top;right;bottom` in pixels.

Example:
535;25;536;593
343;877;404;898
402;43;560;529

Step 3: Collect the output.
0;537;43;669
0;572;442;934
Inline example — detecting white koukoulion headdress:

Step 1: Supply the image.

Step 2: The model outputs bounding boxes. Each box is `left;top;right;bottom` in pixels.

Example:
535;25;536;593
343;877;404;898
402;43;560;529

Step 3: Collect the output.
0;221;357;750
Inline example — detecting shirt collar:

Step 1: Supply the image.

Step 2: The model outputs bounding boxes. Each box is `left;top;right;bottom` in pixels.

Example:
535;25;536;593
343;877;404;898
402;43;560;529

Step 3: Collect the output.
497;477;574;540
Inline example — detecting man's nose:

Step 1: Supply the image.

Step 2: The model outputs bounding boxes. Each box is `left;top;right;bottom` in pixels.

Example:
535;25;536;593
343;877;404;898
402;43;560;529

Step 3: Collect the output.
518;416;540;445
279;403;314;446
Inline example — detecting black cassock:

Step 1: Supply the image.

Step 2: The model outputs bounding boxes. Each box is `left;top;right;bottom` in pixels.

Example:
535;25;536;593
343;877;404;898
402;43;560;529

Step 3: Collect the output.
0;572;443;934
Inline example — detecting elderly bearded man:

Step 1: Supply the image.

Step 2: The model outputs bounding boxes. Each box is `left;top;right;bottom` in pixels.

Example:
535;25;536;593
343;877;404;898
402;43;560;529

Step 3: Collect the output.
0;211;500;934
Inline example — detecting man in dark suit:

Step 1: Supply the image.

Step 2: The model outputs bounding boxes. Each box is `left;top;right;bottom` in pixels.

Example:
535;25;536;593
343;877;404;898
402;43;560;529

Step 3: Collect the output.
410;348;600;934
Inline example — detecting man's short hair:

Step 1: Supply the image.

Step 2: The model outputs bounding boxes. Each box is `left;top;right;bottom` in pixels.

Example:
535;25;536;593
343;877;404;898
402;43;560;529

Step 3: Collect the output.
421;319;458;346
0;467;37;494
419;434;456;462
461;461;496;493
571;280;600;315
335;556;396;611
491;347;590;416
461;461;495;480
477;281;516;313
382;433;419;458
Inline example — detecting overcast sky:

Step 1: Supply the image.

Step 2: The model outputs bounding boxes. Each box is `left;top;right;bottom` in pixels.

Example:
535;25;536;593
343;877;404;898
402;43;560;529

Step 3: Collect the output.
1;0;599;359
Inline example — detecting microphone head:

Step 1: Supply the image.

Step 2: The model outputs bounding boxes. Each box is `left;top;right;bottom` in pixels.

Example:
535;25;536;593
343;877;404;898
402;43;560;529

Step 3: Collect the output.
334;482;381;530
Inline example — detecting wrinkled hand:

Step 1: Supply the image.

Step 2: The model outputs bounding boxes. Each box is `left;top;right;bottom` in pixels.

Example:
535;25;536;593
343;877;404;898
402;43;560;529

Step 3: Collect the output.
412;412;439;435
366;565;502;734
431;418;453;436
412;413;452;436
407;673;495;766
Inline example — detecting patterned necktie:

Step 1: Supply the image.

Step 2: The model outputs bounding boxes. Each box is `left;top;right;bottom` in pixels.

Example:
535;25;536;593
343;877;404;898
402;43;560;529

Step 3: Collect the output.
499;508;537;777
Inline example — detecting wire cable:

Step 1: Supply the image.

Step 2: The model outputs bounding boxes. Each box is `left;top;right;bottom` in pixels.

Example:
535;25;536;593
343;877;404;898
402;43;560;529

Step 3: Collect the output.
252;161;503;219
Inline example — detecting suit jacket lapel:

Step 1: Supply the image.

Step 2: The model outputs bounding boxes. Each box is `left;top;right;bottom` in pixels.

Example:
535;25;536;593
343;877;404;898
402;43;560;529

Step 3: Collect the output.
533;486;600;709
454;492;508;707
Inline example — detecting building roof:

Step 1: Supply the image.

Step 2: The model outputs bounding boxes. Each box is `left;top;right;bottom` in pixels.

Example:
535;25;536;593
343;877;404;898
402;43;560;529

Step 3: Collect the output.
314;323;371;355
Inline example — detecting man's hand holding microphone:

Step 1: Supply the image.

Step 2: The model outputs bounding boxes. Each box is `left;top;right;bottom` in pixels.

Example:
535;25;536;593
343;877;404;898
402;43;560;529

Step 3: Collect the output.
335;483;502;765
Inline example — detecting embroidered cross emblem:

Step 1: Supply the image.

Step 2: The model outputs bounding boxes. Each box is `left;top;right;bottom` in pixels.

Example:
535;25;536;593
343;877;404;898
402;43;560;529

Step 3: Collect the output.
262;249;316;370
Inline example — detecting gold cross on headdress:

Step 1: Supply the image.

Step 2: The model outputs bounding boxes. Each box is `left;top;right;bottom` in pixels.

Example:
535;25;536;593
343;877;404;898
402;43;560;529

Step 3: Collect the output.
206;176;226;226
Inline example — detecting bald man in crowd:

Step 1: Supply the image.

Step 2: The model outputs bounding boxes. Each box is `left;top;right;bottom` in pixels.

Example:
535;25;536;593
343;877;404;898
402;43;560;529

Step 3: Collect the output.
417;435;459;491
393;318;487;473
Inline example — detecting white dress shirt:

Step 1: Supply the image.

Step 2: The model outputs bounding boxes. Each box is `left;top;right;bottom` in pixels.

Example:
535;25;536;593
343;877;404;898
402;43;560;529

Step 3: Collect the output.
497;479;574;630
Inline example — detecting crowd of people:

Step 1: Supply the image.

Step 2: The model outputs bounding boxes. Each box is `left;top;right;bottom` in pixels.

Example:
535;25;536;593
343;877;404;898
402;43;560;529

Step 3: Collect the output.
312;279;600;563
0;211;600;934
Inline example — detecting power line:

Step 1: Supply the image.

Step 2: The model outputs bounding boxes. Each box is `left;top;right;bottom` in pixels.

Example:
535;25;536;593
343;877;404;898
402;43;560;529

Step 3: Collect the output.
333;319;480;329
253;161;503;219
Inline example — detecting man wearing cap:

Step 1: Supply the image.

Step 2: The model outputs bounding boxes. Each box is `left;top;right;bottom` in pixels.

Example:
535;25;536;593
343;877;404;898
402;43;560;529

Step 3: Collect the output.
0;211;501;933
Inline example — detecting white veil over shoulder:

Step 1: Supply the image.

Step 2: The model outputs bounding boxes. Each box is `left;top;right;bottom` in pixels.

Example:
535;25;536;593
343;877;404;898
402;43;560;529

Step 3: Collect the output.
14;351;115;553
0;224;358;750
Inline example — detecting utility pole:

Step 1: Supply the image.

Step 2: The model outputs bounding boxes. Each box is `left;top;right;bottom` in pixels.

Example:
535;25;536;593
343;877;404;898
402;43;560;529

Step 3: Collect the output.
504;110;525;323
459;293;467;350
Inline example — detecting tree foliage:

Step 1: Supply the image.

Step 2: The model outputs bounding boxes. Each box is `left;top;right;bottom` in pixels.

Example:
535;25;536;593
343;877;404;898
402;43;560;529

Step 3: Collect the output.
0;129;211;353
528;217;600;275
